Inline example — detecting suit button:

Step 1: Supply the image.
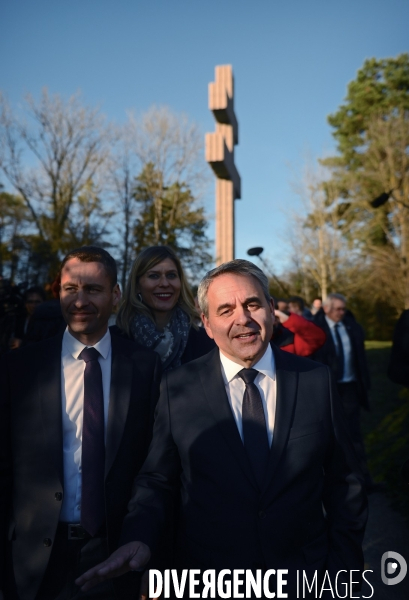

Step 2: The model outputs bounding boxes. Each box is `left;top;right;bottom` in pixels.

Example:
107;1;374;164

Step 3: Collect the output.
55;492;63;501
43;538;52;547
258;510;266;519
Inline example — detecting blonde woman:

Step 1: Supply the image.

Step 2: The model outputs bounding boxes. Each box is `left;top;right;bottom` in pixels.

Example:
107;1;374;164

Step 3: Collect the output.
116;246;214;370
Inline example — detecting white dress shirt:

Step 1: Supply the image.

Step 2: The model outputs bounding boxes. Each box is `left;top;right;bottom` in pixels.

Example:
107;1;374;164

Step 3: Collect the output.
325;316;355;382
220;344;276;447
59;327;112;522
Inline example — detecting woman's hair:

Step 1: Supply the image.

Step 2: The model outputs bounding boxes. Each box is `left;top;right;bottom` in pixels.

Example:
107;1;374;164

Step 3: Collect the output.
116;246;198;336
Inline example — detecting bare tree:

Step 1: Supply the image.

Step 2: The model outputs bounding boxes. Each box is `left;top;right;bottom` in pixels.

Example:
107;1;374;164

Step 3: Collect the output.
0;187;31;279
288;112;409;316
130;106;208;195
66;180;113;248
110;106;211;284
130;106;208;238
290;164;359;300
108;124;140;290
0;89;110;273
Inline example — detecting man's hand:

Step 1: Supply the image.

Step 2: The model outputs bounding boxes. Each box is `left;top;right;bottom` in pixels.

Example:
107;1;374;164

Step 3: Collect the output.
9;337;22;350
75;541;151;592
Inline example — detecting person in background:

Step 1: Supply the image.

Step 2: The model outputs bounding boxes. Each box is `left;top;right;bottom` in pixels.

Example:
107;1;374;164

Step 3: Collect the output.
313;293;374;491
272;307;326;356
0;280;24;357
9;286;46;349
276;298;289;313
116;246;215;369
288;295;312;320
24;275;66;345
310;297;322;315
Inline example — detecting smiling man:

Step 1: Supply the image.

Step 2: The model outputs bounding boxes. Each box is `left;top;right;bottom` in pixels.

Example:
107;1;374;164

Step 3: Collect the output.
76;260;367;598
0;246;161;600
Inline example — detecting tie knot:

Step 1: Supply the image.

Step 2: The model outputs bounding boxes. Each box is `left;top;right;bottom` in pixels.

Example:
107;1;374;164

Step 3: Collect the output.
79;347;100;363
238;368;258;385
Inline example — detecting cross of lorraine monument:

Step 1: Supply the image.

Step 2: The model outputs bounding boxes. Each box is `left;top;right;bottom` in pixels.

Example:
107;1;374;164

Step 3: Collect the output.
205;65;241;265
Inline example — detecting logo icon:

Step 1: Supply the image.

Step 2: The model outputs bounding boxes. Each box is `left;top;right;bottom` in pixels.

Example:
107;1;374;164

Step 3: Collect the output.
381;551;407;585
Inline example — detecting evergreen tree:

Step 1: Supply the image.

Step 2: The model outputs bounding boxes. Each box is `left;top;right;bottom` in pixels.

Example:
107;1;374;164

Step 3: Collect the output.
133;163;212;276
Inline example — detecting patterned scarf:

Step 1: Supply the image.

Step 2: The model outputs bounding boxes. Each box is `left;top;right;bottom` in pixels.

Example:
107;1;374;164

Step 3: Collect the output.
130;306;190;371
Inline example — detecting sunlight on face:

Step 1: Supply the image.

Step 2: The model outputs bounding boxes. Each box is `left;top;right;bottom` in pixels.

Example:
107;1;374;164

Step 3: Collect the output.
202;273;274;368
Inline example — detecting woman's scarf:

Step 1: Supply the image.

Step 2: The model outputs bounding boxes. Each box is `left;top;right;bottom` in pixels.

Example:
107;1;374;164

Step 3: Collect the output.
130;306;190;371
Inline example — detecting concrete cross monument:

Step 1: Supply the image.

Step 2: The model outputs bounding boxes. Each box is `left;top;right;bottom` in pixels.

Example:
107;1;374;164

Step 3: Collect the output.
205;65;241;265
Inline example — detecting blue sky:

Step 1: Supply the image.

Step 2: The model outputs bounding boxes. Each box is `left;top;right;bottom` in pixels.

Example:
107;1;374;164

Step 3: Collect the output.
1;0;408;273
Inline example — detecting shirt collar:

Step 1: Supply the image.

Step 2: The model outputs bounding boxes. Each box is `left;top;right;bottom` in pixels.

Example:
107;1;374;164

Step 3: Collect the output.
62;326;111;360
325;315;343;329
220;343;275;384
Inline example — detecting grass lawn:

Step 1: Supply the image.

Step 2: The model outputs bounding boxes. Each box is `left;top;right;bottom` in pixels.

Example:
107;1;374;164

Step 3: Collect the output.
362;341;409;519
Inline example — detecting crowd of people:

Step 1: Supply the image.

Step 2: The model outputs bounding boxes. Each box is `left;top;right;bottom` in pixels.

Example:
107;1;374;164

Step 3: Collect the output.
0;244;396;599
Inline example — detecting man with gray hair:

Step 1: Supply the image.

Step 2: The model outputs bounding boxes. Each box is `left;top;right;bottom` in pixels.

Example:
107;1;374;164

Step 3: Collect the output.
77;260;367;597
313;293;372;490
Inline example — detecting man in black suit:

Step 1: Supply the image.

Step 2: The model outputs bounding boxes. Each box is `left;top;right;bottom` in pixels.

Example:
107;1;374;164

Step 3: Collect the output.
0;247;161;600
77;260;367;598
313;293;372;489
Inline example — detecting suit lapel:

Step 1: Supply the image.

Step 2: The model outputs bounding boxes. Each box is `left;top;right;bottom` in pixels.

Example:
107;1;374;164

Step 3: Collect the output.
105;335;132;477
38;334;64;486
199;349;259;491
261;346;298;495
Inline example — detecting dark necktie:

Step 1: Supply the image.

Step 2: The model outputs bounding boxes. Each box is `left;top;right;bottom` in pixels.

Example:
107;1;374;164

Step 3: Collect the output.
79;347;105;536
334;324;345;382
238;368;270;488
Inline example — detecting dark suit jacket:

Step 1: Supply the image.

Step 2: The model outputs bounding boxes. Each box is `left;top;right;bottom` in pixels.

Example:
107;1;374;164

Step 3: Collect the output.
24;299;66;345
180;325;215;364
121;347;367;594
313;310;371;409
387;309;409;387
0;331;161;600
